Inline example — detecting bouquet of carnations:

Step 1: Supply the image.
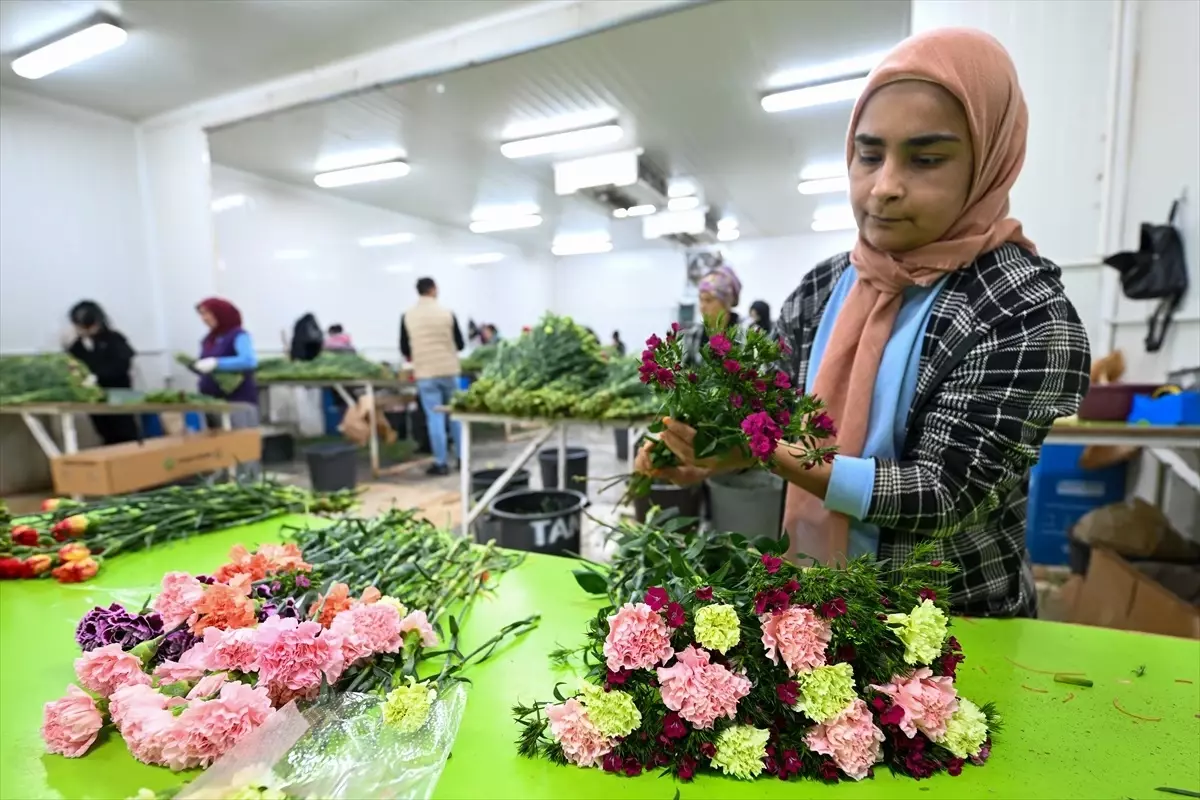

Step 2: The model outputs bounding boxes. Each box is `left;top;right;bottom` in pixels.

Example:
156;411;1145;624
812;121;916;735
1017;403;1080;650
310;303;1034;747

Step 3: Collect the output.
515;538;998;784
629;323;836;497
42;512;536;780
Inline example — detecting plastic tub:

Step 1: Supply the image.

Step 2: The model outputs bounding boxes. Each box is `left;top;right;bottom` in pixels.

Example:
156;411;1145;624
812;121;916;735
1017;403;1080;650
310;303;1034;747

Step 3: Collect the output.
304;442;359;492
633;483;703;530
707;471;785;537
482;489;588;555
537;447;589;493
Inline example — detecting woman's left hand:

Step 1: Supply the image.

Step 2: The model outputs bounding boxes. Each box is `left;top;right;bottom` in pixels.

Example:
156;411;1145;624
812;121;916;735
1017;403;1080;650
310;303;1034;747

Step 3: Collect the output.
658;417;759;474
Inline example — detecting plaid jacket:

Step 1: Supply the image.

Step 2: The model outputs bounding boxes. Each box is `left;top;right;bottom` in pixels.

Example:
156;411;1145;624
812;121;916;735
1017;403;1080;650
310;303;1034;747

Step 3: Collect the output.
776;244;1091;617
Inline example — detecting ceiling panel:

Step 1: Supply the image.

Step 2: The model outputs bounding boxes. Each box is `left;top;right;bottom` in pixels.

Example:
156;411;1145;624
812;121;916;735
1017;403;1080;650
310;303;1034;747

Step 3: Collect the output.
208;0;911;250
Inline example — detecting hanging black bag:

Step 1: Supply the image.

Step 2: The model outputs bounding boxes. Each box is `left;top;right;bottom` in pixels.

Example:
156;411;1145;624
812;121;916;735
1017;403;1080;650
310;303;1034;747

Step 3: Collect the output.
1103;198;1189;353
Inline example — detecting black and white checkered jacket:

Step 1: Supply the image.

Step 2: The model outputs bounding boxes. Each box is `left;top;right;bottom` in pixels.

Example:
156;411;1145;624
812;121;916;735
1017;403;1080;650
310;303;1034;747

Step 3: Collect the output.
776;244;1091;617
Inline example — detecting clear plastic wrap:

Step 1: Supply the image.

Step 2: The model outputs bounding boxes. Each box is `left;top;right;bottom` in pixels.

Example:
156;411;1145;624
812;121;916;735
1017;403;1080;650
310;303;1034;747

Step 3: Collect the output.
178;684;467;800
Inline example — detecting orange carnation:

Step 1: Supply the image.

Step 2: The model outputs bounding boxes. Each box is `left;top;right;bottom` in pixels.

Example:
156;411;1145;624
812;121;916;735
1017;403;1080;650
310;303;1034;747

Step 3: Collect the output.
188;574;257;635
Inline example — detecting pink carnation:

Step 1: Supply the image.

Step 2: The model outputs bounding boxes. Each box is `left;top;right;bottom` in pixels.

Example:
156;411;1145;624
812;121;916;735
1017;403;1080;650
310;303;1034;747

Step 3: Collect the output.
159;682;273;770
202;626;259;673
74;643;151;698
545;697;614;767
152;571;206;628
602;602;675;672
109;684;177;766
110;683;167;733
253;616;343;705
330;602;404;664
760;606;832;675
397;609;439;649
153;639;214;683
871;667;959;740
41;685;103;758
656;645;752;730
187;672;228;700
805;698;885;780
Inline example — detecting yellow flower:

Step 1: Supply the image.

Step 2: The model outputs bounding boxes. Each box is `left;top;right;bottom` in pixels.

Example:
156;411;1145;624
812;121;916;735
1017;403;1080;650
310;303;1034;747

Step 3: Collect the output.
887;598;948;665
382;678;436;733
942;697;989;758
376;595;408;617
578;682;641;738
694;604;741;654
712;725;769;780
795;662;857;723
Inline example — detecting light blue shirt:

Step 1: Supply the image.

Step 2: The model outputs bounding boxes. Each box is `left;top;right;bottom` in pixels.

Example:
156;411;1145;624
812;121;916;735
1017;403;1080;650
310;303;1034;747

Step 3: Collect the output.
805;266;946;558
215;332;257;372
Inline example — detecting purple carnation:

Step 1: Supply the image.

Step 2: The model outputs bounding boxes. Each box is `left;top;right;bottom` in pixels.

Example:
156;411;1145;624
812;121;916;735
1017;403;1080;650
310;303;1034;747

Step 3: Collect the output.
151;627;199;667
75;603;163;652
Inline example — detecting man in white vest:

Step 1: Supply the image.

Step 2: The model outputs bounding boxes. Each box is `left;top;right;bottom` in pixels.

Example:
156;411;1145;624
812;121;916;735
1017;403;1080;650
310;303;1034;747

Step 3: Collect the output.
401;277;466;476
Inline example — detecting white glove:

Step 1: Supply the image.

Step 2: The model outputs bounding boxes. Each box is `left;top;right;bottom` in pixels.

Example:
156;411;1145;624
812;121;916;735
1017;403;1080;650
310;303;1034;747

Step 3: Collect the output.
193;357;219;374
80;336;95;351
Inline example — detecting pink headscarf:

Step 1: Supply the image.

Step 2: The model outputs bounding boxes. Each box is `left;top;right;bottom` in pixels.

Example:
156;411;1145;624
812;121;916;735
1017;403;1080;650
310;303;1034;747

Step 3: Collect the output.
784;28;1035;564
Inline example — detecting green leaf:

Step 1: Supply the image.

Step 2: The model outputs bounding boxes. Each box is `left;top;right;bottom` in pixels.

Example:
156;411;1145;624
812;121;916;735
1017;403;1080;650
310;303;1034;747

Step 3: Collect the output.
552;682;567;702
449;615;460;638
752;535;780;555
648;419;665;433
572;569;608;595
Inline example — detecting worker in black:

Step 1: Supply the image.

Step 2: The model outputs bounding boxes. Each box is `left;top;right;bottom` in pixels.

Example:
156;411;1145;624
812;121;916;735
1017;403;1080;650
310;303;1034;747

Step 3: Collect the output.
67;301;139;445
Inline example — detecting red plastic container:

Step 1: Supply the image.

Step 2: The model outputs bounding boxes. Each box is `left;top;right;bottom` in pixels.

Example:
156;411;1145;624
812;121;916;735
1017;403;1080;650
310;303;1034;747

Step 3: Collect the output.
1077;383;1161;421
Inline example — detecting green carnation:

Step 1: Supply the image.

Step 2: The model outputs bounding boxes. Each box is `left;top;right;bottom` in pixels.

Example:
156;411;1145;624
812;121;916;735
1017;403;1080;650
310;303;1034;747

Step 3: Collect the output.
382;678;436;733
712;725;769;780
579;682;641;738
887;598;948;664
795;662;857;723
693;604;741;654
942;697;989;758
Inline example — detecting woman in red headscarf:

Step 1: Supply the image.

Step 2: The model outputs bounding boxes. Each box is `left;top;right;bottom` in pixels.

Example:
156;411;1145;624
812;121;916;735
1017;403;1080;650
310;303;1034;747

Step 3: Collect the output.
193;297;260;427
637;29;1091;618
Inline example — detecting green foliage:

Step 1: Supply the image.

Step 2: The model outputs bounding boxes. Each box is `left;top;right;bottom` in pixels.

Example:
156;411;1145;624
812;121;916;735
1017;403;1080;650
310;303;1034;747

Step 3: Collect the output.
256;352;393;382
0;354;105;405
460;342;501;374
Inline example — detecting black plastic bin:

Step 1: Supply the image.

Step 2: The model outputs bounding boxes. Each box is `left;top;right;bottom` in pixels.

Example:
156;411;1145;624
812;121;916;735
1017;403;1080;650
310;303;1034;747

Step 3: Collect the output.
261;431;295;465
471;468;531;498
304;443;359;492
538;447;589;493
614;429;630;461
482;489;588;555
633;483;703;530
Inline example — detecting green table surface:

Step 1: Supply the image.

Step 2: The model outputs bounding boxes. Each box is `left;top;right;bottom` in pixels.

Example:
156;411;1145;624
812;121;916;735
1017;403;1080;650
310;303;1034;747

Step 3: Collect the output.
2;518;1198;800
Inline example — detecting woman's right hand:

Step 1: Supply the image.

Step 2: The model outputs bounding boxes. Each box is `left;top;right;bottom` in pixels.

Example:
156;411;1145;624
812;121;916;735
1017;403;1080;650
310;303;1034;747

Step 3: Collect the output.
634;439;713;486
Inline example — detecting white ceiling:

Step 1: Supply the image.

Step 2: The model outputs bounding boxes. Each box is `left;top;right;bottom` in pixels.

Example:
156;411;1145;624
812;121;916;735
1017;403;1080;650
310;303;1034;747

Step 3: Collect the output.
208;0;909;251
0;0;534;119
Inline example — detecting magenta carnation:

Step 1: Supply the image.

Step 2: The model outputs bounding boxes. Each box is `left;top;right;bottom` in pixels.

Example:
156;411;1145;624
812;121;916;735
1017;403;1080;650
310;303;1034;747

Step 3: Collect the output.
760;606;832;675
545;697;613;767
656;645;752;729
603;602;675;672
805;698;885;780
870;667;959;741
708;333;732;357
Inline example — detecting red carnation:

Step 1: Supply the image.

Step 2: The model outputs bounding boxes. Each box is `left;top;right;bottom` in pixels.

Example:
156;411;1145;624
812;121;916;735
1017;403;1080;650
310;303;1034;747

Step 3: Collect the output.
880;703;906;727
665;602;685;628
820;597;847;619
622;756;642;777
0;557;26;580
645;586;669;611
700;742;716;759
947;757;965;777
677;754;697;781
671;322;682;333
783;578;800;593
606;668;631;688
918;587;937;602
687;371;698;384
782;749;802;776
602;752;622;773
662;711;687;739
761;553;782;574
694;586;713;601
835;643;857;663
776;681;799;705
10;525;38;547
879;594;892;607
819;760;840;781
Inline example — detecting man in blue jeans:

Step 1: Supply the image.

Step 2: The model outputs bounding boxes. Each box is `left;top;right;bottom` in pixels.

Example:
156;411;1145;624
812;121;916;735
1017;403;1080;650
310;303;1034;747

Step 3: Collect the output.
400;277;466;476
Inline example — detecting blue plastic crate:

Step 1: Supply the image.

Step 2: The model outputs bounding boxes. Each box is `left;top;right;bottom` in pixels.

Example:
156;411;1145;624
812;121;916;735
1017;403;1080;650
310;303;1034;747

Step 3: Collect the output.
322;389;342;436
1128;391;1200;426
1026;444;1128;565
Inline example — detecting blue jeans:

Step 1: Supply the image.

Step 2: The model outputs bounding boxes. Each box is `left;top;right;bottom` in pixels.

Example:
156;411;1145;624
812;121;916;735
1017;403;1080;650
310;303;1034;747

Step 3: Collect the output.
417;376;461;466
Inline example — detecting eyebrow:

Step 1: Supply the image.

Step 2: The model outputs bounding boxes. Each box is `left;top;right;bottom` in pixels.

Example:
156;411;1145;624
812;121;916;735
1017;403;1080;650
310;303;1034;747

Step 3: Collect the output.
854;133;962;147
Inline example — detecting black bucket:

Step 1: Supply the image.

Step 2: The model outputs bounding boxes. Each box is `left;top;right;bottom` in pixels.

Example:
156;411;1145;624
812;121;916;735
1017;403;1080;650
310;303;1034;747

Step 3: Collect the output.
634;483;704;529
538;447;589;493
261;431;295;465
471;468;531;498
614;429;630;461
304;443;359;492
485;489;588;555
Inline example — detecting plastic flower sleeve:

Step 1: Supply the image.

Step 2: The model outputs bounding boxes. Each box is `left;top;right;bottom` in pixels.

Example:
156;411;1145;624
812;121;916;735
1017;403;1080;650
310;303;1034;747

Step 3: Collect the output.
178;684;468;800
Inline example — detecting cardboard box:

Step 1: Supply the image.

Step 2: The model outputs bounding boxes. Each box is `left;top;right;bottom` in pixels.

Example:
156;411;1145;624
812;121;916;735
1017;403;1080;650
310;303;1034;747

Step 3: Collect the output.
50;429;261;496
1070;546;1200;639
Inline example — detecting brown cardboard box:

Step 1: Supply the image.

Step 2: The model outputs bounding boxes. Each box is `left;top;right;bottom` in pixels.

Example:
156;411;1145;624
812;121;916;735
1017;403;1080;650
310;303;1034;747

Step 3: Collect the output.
1071;546;1200;639
50;429;261;496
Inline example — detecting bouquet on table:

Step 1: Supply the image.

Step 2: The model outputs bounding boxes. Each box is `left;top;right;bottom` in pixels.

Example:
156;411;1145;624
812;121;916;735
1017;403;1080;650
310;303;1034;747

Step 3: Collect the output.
628;323;836;497
515;533;998;784
42;511;536;784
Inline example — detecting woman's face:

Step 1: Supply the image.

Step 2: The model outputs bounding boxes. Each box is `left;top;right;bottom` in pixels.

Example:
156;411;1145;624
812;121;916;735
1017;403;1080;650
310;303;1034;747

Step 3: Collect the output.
198;307;217;330
849;80;974;254
698;291;729;327
74;323;100;338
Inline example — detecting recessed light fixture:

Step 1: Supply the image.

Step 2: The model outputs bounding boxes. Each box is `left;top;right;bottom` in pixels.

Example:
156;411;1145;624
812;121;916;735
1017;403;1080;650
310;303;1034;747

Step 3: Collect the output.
717;229;741;242
471;202;540;220
501;124;623;159
314;160;410;188
12;20;128;80
552;233;613;257
667;180;697;199
811;204;857;232
210;194;247;213
469;214;544;234
358;232;415;247
798;175;850;195
502;109;617;141
458;253;505;266
766;51;887;91
717;218;739;231
314;148;405;173
668;196;701;212
762;77;868;113
273;249;312;261
613;204;656;219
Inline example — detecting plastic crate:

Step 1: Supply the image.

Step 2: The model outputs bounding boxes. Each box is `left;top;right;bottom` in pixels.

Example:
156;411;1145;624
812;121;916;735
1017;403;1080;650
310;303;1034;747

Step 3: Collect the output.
322;389;342;436
1025;444;1128;565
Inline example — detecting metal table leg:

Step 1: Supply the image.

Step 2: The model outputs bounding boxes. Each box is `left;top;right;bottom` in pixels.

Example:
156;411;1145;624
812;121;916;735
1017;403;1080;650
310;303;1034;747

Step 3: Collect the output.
465;426;556;536
19;412;61;459
60;413;81;500
557;423;568;490
364;382;379;477
459;418;473;536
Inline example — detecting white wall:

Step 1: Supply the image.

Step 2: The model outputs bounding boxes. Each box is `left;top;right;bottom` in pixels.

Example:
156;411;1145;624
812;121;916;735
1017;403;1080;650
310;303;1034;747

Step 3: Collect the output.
209;166;551;363
550;230;858;347
0;90;164;385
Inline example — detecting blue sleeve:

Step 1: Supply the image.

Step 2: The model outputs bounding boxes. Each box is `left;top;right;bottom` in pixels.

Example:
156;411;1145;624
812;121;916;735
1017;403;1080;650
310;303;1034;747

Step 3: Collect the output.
215;332;258;371
824;455;875;520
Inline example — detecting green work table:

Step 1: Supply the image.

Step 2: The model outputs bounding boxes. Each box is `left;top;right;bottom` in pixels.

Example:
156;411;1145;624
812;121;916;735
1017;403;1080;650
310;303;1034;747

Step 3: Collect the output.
1;518;1197;800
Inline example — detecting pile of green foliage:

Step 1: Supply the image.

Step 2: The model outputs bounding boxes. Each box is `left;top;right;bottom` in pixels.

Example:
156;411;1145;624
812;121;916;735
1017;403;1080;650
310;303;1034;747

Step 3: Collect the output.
451;314;654;420
256;352;394;382
140;389;224;405
0;354;105;405
459;342;500;374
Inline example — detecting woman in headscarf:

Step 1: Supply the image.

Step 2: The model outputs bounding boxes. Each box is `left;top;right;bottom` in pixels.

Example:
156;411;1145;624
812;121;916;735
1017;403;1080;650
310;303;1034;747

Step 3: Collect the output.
66;300;139;445
636;29;1090;618
193;298;259;408
681;262;742;365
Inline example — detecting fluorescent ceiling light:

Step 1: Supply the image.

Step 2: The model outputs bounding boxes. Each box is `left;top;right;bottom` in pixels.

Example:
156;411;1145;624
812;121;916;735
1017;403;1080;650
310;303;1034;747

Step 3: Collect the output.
552;233;612;257
717;229;741;242
614;204;656;219
502;109;616;141
798;175;850;195
12;22;127;80
501;124;623;159
811;204;857;232
554;148;642;195
315;148;405;173
358;232;414;247
273;249;312;261
667;181;697;199
668;196;701;212
469;214;543;234
458;253;505;266
314;161;410;188
717;218;738;231
210;194;247;213
383;264;413;274
767;51;887;90
471;202;540;220
761;77;868;113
